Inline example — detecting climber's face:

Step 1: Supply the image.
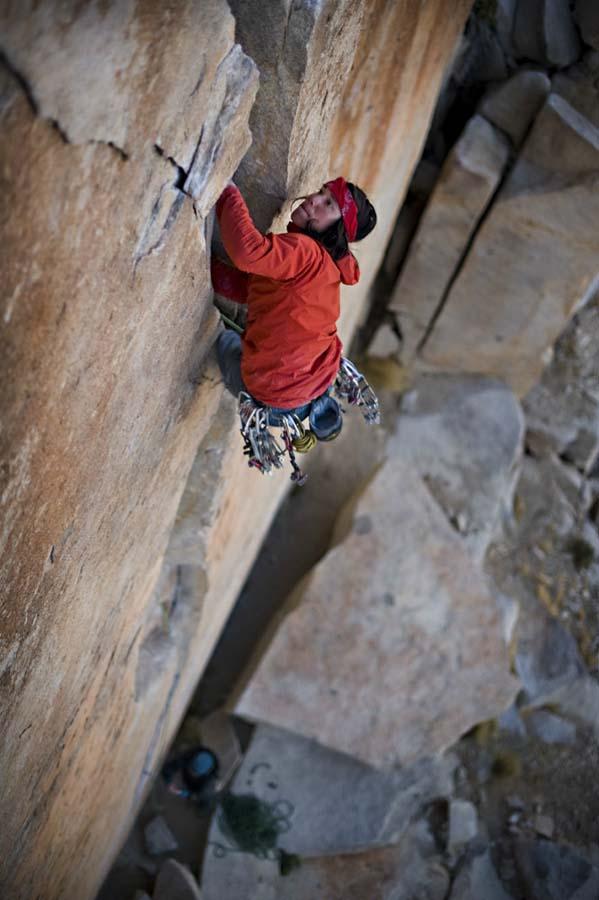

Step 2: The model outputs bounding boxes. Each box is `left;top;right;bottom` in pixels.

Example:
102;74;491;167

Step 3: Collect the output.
291;185;341;233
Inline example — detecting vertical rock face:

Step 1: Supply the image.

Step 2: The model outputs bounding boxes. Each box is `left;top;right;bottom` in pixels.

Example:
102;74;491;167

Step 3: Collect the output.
0;2;473;898
421;94;599;396
0;5;258;899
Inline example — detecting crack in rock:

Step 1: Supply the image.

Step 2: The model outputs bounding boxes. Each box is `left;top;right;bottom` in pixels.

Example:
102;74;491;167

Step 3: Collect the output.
0;50;129;158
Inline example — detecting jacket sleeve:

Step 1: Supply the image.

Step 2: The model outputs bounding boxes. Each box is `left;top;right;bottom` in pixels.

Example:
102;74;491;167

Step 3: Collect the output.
210;256;249;304
215;184;318;281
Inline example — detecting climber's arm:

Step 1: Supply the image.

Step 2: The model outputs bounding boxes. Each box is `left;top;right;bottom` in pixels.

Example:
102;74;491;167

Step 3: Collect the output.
215;184;317;281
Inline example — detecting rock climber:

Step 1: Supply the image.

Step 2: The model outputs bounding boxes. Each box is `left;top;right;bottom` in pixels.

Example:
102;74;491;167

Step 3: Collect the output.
211;177;378;480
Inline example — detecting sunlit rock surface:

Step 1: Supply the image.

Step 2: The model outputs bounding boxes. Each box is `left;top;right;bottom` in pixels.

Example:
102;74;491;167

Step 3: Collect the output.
0;2;472;897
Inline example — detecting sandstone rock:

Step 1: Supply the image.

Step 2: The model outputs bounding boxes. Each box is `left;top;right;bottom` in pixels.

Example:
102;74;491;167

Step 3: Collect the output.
479;70;551;147
575;1;599;51
450;849;515;900
422;95;599;397
514;840;599;900
201;814;449;900
391;374;524;563
0;7;252;895
0;0;257;177
154;859;202;900
389;116;510;360
204;724;455;859
235;457;518;768
143;816;178;857
0;2;482;896
513;0;581;68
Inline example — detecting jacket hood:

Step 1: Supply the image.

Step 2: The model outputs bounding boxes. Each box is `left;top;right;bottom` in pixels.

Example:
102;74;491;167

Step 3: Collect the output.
286;222;360;285
335;251;360;285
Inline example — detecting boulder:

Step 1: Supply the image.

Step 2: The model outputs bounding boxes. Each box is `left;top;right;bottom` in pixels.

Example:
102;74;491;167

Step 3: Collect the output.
234;456;518;768
391;374;524;563
154;859;203;900
204;724;456;859
389;115;510;360
527;709;577;744
479;70;551;147
448;801;479;852
523;272;599;473
515;609;585;701
201;812;449;900
514;840;599;900
513;0;581;68
553;52;599;131
527;676;599;741
575;1;599;52
143;816;179;857
450;849;515;900
485;453;591;702
495;0;518;58
368;322;402;358
422;95;599;397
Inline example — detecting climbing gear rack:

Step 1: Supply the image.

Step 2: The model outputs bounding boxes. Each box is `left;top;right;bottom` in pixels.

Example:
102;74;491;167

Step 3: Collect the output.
238;393;309;485
237;357;380;486
334;357;381;424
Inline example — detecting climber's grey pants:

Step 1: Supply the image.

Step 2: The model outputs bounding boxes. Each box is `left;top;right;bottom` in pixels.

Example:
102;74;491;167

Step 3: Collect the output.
217;329;247;398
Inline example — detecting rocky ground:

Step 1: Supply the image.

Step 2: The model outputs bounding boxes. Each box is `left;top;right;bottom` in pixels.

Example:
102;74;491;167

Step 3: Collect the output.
99;2;599;897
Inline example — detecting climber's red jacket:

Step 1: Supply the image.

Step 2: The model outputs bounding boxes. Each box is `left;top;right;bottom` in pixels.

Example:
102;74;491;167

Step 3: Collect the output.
212;184;360;409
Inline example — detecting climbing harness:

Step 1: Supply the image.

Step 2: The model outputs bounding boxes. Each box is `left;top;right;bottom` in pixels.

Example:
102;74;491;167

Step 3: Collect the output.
237;357;380;485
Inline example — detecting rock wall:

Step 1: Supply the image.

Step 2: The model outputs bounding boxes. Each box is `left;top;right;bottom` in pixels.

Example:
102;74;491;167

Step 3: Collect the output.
370;5;599;398
0;2;471;898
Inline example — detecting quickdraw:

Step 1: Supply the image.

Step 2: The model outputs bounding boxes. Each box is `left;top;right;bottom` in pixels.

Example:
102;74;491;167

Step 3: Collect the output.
237;357;380;485
333;357;381;425
238;393;309;485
